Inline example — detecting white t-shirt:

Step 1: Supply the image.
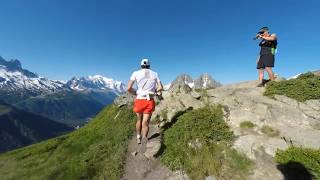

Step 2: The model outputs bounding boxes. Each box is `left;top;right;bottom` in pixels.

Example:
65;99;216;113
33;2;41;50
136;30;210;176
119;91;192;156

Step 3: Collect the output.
130;69;160;97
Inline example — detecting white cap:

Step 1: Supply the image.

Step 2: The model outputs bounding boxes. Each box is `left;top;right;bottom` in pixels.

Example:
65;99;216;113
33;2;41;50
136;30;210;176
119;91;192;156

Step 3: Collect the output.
140;58;150;66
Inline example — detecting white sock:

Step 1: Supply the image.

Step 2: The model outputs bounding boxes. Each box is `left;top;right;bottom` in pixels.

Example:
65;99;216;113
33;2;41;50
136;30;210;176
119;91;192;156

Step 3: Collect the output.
137;134;141;139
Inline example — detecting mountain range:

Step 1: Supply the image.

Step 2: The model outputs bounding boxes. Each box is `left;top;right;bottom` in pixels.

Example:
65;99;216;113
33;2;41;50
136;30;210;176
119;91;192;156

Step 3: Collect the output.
168;73;222;92
0;56;126;126
0;56;126;152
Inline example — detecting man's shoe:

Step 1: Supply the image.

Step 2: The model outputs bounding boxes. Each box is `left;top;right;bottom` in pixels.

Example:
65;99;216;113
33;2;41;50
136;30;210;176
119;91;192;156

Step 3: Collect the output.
137;137;141;144
136;135;141;144
262;79;271;84
257;83;265;87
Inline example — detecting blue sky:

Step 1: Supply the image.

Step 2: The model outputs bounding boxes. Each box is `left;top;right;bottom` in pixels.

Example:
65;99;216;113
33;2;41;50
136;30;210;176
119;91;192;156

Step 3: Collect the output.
0;0;319;84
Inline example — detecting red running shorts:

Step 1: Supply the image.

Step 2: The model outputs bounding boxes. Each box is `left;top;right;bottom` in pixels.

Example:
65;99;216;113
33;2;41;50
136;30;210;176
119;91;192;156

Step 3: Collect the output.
133;99;155;114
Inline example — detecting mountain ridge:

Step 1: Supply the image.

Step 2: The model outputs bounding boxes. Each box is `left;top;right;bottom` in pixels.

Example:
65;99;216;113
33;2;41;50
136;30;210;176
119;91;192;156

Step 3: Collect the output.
0;101;72;153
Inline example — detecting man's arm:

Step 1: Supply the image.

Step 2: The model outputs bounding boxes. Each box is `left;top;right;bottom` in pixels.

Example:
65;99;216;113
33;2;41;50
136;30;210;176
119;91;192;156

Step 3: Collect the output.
127;80;136;96
156;81;163;93
260;33;277;41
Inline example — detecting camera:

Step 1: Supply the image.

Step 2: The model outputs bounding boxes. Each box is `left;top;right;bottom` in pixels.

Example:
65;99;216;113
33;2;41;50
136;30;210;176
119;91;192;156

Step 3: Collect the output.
253;31;264;40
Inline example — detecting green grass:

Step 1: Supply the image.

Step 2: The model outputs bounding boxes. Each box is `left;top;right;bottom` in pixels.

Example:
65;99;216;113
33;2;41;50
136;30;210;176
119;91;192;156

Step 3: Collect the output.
240;121;255;129
276;146;320;179
0;105;135;180
161;105;252;179
260;125;280;137
264;72;320;102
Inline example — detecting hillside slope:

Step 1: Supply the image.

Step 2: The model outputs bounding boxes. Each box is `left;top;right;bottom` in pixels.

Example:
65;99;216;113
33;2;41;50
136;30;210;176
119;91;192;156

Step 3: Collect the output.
0;105;135;180
14;90;115;126
0;102;72;153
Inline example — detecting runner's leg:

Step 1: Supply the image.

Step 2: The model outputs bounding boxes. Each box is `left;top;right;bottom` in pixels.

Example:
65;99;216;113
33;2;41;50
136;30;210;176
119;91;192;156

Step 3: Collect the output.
142;113;152;138
265;67;275;81
136;113;142;137
258;69;264;82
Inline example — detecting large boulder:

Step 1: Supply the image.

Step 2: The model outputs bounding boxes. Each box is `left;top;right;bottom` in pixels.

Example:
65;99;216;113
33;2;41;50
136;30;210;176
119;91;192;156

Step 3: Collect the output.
114;93;135;107
312;70;320;76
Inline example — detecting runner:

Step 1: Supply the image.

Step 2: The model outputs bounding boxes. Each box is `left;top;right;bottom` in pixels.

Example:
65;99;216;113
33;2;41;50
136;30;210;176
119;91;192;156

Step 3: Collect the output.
127;58;163;152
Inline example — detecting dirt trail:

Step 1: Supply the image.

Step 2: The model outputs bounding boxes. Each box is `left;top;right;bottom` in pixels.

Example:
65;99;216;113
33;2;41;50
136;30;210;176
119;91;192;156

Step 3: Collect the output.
122;125;181;180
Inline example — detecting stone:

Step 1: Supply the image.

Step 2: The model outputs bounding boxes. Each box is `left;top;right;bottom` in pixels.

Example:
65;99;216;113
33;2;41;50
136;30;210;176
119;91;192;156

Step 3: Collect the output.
205;176;217;180
131;151;138;157
114;93;135;107
274;95;299;107
144;141;161;159
190;91;201;99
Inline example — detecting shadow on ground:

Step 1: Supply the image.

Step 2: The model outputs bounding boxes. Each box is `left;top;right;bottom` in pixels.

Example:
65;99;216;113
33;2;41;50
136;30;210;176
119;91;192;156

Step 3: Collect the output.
277;161;313;180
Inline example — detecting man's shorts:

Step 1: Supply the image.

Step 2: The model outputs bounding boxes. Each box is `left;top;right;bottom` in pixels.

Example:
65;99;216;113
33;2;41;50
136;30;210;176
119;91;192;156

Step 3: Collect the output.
133;99;155;114
257;54;275;69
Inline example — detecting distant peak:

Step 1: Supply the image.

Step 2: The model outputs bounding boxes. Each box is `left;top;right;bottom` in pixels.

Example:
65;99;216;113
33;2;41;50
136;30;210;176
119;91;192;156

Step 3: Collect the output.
0;56;37;78
0;58;22;70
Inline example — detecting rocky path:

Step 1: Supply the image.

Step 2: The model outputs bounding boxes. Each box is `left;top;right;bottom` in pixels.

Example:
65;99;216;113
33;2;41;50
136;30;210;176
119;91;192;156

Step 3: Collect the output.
122;124;185;180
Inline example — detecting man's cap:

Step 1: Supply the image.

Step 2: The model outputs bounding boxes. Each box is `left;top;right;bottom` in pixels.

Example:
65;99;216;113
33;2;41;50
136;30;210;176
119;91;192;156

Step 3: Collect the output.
141;58;150;66
259;26;269;33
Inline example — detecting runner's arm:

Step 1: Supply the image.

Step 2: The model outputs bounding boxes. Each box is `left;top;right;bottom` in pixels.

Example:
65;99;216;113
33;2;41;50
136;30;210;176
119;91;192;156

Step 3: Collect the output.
127;80;137;96
156;81;163;93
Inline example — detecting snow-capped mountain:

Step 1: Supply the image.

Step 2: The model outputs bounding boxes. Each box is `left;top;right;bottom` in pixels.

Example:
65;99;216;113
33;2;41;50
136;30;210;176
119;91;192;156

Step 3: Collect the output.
194;73;222;89
0;57;126;96
169;74;194;89
66;75;126;95
288;70;320;80
169;73;221;90
0;57;65;93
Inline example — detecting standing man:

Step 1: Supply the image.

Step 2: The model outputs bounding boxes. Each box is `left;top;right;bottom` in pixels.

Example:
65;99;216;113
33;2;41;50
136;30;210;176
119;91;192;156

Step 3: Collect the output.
255;26;278;87
127;58;163;150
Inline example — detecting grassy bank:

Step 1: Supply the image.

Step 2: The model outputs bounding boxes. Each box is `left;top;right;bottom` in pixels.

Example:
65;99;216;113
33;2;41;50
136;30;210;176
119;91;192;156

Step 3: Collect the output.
0;105;135;180
276;146;320;179
264;72;320;102
161;105;252;180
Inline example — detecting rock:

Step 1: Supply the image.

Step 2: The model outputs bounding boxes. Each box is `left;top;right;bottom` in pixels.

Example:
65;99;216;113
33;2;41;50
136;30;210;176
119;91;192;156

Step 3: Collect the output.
167;171;190;180
167;111;178;123
170;84;192;94
305;99;320;111
249;147;284;180
144;141;161;159
114;92;135;107
233;135;288;160
274;74;286;82
131;151;138;157
274;95;299;107
158;122;166;128
205;176;217;180
179;93;204;109
312;70;320;76
190;91;201;99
